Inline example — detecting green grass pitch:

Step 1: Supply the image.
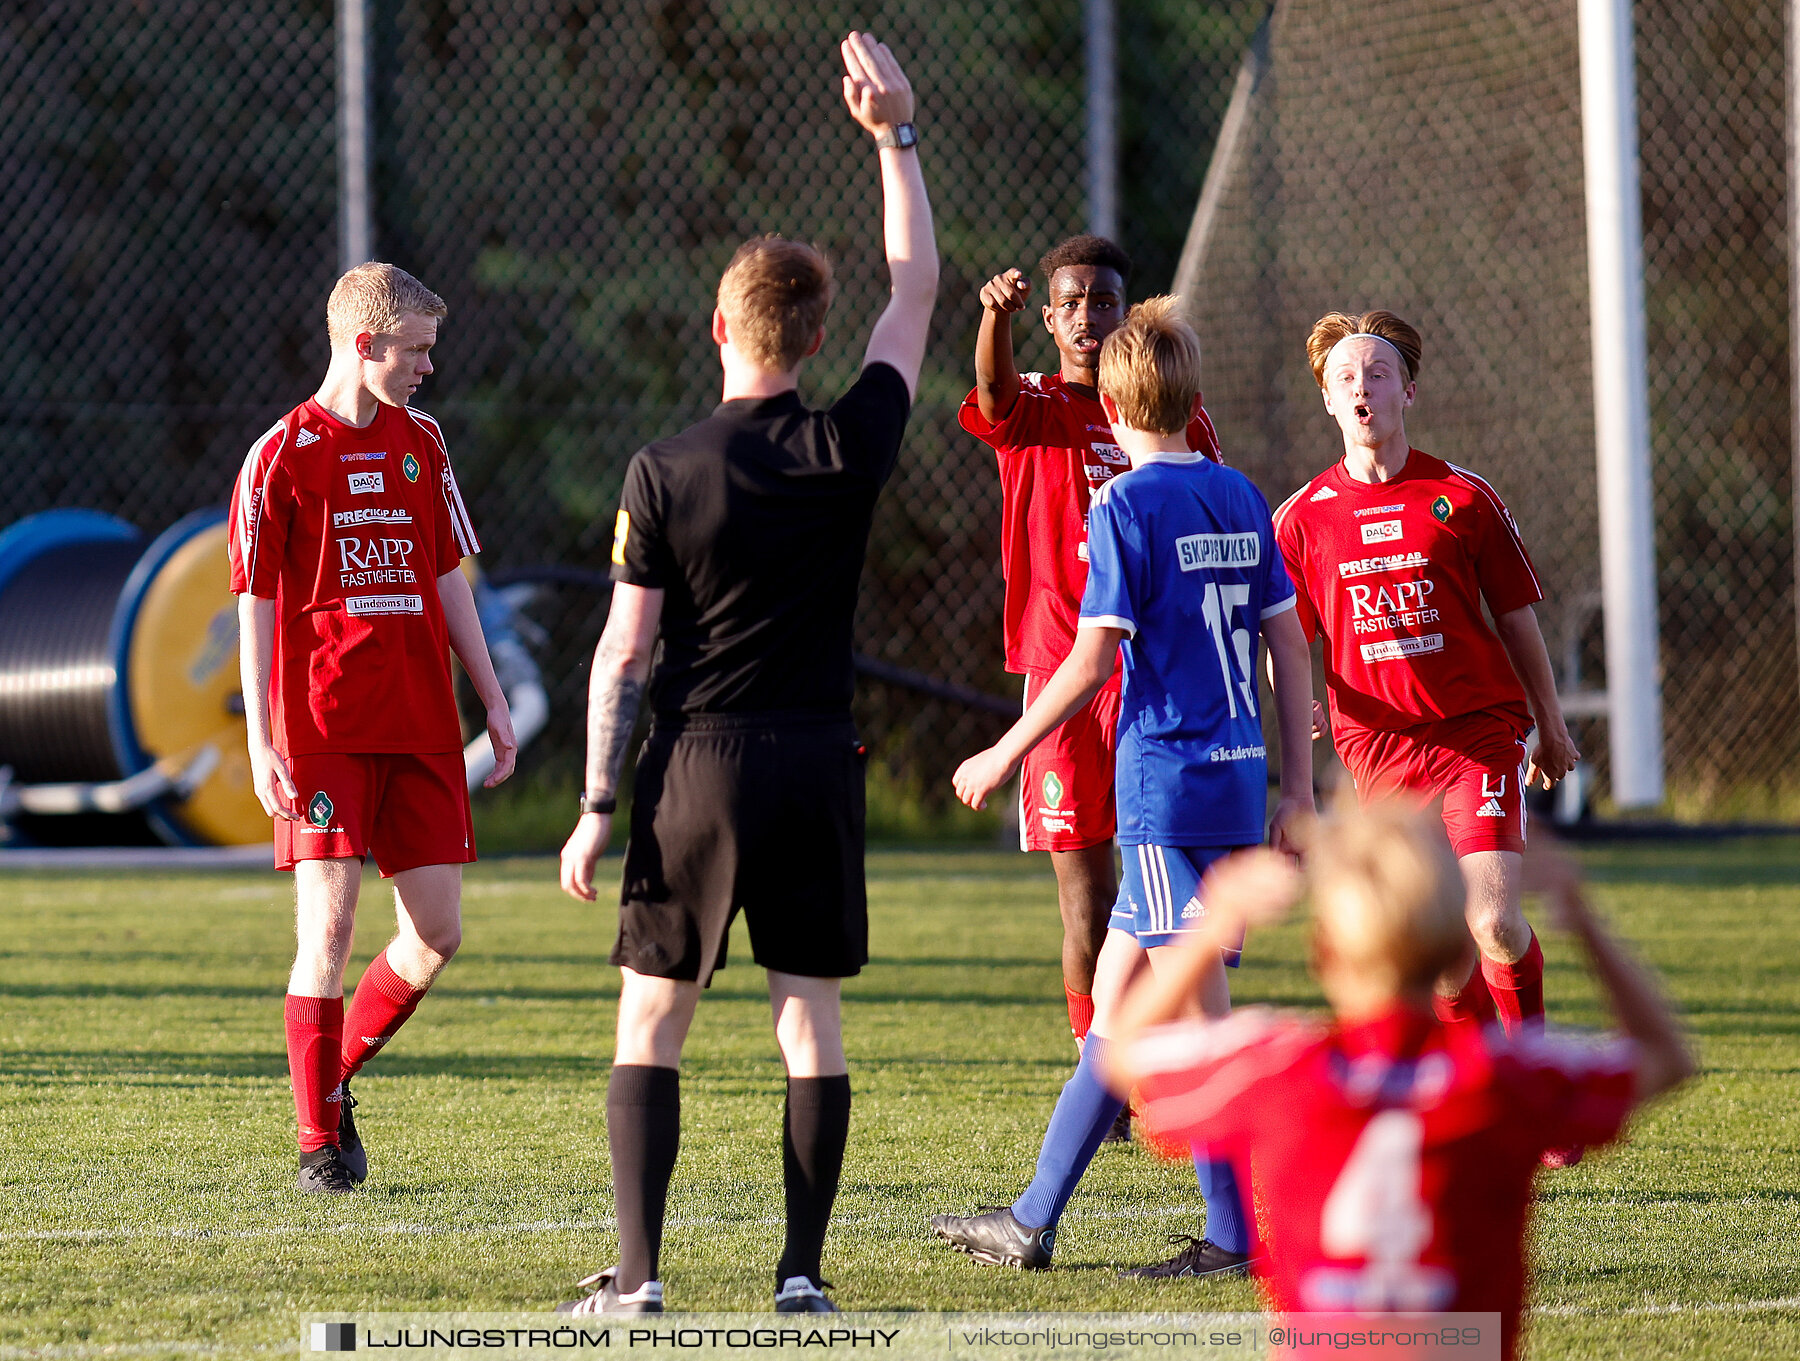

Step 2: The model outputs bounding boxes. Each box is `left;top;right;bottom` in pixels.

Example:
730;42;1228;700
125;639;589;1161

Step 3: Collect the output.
2;840;1798;1357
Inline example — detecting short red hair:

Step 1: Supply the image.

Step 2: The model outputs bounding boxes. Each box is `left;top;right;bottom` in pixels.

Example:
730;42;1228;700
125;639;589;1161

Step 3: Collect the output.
1306;310;1422;388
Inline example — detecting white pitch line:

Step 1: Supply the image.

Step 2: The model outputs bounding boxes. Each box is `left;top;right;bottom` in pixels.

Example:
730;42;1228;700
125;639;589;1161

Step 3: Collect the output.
1;1203;1209;1245
1535;1295;1800;1318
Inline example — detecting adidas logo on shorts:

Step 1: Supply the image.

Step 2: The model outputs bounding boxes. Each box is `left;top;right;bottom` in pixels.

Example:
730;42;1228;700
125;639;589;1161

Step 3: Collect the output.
1476;797;1507;817
1181;899;1204;919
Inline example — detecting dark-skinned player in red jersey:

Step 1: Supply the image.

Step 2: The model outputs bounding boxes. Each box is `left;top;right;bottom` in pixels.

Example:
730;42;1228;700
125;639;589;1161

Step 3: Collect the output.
959;238;1223;1111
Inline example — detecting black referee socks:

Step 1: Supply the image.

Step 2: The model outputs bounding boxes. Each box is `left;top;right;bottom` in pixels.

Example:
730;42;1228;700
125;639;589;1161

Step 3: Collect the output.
776;1074;852;1289
607;1064;681;1293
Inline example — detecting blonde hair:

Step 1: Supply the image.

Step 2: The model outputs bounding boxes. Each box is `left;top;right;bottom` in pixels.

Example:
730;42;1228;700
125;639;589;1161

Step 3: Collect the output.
717;236;835;372
1096;295;1203;435
327;262;446;348
1307;799;1468;996
1306;309;1422;388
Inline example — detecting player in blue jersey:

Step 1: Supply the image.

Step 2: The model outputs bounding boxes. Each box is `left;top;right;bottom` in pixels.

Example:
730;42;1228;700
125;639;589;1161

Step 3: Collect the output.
930;296;1316;1279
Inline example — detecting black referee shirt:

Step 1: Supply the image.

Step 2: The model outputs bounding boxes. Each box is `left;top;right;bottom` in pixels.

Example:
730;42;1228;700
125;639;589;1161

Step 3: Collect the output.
610;361;911;718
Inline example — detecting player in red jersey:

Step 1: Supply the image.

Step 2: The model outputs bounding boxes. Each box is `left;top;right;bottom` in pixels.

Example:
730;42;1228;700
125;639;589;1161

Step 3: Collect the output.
230;262;517;1194
1272;311;1580;1068
1104;806;1692;1361
961;235;1223;1055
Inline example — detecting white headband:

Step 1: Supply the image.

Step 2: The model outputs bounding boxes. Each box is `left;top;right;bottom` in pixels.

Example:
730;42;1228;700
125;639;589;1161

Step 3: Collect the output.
1325;332;1407;373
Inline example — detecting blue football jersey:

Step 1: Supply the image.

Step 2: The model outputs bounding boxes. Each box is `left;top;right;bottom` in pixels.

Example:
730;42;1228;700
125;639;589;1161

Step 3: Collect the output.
1078;451;1297;845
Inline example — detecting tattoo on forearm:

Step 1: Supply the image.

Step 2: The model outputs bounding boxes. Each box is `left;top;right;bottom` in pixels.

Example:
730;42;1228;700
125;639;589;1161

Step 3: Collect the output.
585;630;644;796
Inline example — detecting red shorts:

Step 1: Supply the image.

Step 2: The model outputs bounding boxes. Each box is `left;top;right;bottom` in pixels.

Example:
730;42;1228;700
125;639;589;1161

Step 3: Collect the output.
1019;670;1120;852
275;751;475;876
1333;710;1528;856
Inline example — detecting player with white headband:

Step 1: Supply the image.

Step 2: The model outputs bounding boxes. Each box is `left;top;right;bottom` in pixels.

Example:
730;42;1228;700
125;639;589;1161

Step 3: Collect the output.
1272;311;1583;1165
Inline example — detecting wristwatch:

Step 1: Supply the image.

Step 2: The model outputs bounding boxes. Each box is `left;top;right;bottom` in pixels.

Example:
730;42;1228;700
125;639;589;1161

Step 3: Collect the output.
875;122;918;150
579;793;617;816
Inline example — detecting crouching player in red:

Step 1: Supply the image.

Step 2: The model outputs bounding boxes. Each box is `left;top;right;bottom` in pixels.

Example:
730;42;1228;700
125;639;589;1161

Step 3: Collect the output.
960;235;1223;1062
230;263;517;1193
1104;808;1693;1361
1273;313;1579;1080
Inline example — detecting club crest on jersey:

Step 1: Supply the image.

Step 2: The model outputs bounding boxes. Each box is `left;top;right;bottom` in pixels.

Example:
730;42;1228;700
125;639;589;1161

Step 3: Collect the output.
402;452;421;482
1042;771;1065;810
307;791;334;829
1432;495;1452;523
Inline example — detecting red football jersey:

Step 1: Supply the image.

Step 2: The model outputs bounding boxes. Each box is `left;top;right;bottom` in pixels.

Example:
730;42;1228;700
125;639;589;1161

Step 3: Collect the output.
1131;1006;1637;1361
229;398;479;757
959;374;1222;675
1273;451;1541;738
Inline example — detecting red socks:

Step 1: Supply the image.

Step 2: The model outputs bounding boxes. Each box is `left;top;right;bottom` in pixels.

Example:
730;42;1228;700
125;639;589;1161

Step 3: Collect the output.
340;951;428;1087
285;995;344;1152
1483;932;1546;1037
1432;966;1497;1032
1065;987;1096;1043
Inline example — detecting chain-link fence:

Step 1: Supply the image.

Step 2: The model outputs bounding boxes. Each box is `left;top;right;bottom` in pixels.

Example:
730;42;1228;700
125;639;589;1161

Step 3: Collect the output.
1;0;1794;823
1182;0;1795;815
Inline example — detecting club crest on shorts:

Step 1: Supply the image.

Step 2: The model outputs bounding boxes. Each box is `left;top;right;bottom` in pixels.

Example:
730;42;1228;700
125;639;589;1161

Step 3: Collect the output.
1431;495;1452;523
1041;771;1065;810
402;451;420;482
307;791;335;829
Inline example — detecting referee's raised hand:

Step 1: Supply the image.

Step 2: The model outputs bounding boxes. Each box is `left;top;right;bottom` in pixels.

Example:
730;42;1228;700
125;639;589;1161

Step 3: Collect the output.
839;32;913;137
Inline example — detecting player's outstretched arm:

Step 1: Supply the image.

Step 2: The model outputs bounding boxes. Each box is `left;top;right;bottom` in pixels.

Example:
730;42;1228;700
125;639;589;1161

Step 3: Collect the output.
974;268;1031;423
1525;835;1694;1102
952;625;1123;810
561;583;664;901
1493;604;1579;789
1263;607;1317;855
842;32;938;400
236;593;300;821
438;566;518;787
1101;849;1305;1089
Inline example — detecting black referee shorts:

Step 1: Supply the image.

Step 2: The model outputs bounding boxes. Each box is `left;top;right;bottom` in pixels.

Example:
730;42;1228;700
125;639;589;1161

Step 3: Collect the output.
612;713;868;985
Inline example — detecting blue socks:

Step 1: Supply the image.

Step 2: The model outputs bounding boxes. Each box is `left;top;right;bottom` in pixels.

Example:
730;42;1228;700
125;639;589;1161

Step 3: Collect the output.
1193;1147;1249;1253
1011;1037;1123;1229
1007;1035;1252;1253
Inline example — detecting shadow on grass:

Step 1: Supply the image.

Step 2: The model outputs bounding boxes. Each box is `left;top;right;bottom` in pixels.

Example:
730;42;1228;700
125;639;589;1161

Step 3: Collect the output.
3;1049;1077;1084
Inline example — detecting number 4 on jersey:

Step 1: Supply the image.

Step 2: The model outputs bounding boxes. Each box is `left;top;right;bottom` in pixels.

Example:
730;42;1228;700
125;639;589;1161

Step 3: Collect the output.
1307;1109;1456;1312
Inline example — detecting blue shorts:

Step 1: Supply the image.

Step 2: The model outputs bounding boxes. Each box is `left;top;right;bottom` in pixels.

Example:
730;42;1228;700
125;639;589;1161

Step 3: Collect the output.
1110;843;1251;961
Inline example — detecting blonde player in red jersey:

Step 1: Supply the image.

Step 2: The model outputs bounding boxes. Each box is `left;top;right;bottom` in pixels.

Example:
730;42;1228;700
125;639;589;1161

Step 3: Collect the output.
230;263;517;1194
1103;811;1691;1361
1272;313;1580;1100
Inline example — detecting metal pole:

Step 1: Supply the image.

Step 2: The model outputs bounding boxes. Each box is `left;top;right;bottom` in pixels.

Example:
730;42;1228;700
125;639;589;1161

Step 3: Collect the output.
1172;6;1274;306
1084;0;1117;240
1789;0;1800;715
1578;0;1664;807
336;0;374;272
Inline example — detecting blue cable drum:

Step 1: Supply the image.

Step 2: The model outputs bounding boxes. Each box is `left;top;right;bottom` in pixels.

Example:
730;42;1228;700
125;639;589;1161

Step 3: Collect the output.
0;511;145;785
0;509;248;847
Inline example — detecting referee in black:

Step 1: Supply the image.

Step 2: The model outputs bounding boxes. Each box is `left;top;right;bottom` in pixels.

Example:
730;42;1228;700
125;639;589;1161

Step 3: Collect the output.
556;33;937;1316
